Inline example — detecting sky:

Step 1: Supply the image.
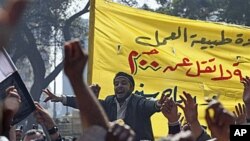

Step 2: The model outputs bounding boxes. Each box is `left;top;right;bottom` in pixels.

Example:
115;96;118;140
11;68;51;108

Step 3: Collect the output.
79;0;161;19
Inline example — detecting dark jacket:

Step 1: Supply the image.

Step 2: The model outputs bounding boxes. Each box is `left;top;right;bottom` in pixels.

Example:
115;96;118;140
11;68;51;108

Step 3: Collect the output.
66;94;160;141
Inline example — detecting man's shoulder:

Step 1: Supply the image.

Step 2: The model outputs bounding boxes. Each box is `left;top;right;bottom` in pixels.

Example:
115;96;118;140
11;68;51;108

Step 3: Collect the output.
131;94;157;103
131;94;144;99
104;95;115;101
130;94;148;102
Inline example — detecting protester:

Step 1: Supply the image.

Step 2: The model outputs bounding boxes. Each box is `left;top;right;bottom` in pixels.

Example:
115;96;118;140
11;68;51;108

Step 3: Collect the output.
241;76;250;123
22;129;45;141
33;102;62;141
233;103;247;124
63;39;135;141
0;86;21;139
177;91;211;141
0;0;27;139
158;130;193;141
205;100;235;141
0;1;249;140
15;126;23;141
44;73;166;140
45;53;167;140
161;97;181;135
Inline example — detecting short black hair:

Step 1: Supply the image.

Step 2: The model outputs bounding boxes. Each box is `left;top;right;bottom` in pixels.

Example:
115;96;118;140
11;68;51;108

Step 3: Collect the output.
114;72;135;88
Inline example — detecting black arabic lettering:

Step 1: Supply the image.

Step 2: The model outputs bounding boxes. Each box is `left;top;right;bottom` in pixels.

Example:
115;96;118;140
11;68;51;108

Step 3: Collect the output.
242;39;250;46
190;30;233;49
135;27;181;47
235;34;244;44
134;83;159;98
162;88;172;97
162;86;180;102
216;30;233;45
183;28;187;42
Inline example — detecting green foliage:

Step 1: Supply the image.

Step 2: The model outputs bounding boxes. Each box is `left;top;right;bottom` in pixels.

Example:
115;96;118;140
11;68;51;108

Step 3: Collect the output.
117;0;138;7
3;0;89;131
221;0;250;26
151;0;250;26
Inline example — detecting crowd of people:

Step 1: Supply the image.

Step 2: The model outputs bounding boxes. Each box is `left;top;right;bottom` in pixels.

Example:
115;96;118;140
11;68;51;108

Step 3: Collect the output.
0;0;250;141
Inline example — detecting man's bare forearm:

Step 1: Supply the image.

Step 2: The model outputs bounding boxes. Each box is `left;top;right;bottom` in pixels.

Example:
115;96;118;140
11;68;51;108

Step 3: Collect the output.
68;76;109;129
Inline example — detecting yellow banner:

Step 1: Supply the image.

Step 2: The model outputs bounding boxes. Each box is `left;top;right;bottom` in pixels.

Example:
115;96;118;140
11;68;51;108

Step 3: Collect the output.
88;0;250;138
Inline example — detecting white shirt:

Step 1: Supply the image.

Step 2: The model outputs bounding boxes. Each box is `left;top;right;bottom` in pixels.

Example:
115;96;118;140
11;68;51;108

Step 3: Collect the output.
115;95;131;119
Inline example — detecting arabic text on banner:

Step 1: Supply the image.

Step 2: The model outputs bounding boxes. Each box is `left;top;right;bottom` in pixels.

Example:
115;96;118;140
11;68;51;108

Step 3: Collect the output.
88;0;250;137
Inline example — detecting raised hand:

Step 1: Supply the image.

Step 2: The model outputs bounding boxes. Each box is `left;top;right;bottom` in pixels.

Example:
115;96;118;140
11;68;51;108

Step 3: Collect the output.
1;86;21;136
233;103;247;124
205;100;235;141
63;39;109;129
0;0;27;26
89;84;101;98
156;92;168;108
177;91;198;124
64;40;88;79
177;91;204;140
161;97;180;123
241;76;250;119
0;0;27;48
43;89;62;102
33;102;55;129
33;102;61;140
242;76;250;104
4;86;21;114
106;121;135;141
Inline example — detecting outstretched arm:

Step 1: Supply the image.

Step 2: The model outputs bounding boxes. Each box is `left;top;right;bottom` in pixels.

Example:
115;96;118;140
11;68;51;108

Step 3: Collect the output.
33;102;61;141
43;89;63;103
63;40;109;129
1;86;21;137
161;97;181;135
43;84;101;109
177;91;207;140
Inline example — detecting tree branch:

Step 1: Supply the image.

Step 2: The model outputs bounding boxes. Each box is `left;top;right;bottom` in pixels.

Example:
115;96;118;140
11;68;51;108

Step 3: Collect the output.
63;1;90;41
42;61;63;89
23;24;46;100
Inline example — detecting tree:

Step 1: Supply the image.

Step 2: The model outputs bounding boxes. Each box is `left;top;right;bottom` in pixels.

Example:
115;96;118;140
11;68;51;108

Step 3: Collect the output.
116;0;138;7
220;0;250;26
3;0;90;131
152;0;250;26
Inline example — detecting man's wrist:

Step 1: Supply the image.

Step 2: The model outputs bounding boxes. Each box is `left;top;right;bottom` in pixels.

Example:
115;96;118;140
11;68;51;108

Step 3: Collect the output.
168;120;180;126
189;119;200;126
168;117;179;123
155;101;161;109
61;95;67;105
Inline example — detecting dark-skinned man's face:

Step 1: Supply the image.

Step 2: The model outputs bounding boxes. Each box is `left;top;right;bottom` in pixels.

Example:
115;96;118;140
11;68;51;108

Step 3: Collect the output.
114;77;133;100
